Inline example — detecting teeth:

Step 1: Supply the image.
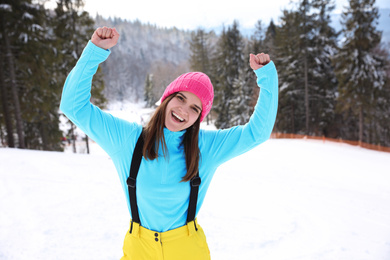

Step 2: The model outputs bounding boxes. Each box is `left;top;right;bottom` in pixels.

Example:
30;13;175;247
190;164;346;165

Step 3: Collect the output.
172;112;184;122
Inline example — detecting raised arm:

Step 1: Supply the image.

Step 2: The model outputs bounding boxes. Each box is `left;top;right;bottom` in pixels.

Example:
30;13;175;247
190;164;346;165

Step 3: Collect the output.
60;27;139;156
200;53;278;166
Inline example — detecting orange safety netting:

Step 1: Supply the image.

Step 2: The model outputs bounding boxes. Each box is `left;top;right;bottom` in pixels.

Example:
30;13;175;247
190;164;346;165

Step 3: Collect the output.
270;133;390;153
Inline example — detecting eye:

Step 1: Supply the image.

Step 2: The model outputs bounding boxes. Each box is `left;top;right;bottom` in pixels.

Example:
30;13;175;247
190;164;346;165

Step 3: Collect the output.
192;107;200;114
177;95;184;101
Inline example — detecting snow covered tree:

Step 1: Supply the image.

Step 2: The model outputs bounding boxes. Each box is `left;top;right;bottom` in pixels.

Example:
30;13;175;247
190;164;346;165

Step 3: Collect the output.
377;44;390;146
212;21;246;129
230;20;269;127
0;0;65;150
0;49;14;147
0;0;27;148
189;28;213;76
275;0;339;136
275;9;307;133
54;0;106;153
334;0;385;143
358;43;389;146
53;0;95;72
308;0;339;136
144;73;156;107
19;2;64;151
189;28;216;124
263;20;277;58
248;20;266;57
229;68;254;126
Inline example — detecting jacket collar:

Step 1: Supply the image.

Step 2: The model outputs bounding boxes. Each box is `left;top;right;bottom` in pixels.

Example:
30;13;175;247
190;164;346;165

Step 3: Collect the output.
163;127;186;144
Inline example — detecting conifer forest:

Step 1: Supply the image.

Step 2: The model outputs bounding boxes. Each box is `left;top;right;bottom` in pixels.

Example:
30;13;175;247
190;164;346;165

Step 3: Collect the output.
1;0;389;151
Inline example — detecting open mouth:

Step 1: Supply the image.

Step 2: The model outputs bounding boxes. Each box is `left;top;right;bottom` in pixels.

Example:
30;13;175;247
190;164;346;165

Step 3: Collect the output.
172;111;184;123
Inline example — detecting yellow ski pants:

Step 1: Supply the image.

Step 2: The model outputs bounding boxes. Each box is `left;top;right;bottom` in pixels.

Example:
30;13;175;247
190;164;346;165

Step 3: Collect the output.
120;219;210;260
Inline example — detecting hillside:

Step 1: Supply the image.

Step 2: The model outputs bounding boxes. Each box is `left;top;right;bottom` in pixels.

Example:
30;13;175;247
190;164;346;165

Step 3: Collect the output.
93;8;390;106
94;15;194;103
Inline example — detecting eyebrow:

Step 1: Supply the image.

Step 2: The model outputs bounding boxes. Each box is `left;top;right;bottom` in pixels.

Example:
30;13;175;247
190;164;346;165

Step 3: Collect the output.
178;93;202;112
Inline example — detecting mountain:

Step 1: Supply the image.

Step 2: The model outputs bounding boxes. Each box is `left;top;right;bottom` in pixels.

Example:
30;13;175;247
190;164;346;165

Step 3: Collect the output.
94;8;389;106
94;16;193;103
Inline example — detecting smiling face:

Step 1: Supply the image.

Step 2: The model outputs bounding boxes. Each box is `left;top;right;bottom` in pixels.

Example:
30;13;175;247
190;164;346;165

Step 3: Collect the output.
164;91;202;132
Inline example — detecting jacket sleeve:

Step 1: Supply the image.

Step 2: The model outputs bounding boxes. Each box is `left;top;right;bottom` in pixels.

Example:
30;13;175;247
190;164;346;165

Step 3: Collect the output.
200;61;278;166
60;41;139;156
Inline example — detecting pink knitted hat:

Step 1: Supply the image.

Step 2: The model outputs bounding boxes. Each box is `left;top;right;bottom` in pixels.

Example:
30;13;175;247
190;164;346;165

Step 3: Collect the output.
161;72;214;122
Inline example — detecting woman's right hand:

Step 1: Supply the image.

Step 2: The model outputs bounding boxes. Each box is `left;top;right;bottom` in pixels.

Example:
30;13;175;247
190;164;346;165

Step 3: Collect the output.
91;27;120;50
249;53;271;70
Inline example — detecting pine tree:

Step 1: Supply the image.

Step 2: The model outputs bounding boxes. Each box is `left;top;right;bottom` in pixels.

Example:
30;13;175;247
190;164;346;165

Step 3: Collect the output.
0;0;27;148
0;49;14;147
380;58;390;146
19;2;64;151
334;0;385;143
189;29;212;75
263;20;277;58
360;43;389;146
54;0;95;71
309;0;339;137
0;0;65;150
144;73;156;107
275;9;307;133
275;0;339;136
230;68;253;126
54;0;106;153
189;28;215;123
232;20;267;127
213;21;245;129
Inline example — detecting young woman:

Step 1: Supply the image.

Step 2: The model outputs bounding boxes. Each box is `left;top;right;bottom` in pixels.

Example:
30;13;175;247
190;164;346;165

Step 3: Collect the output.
60;27;278;259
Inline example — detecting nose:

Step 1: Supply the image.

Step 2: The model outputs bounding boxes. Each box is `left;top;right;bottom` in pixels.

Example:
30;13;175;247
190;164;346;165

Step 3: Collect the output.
178;106;189;117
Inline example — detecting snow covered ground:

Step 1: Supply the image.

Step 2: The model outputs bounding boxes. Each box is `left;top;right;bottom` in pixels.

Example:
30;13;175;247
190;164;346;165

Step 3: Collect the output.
1;103;390;259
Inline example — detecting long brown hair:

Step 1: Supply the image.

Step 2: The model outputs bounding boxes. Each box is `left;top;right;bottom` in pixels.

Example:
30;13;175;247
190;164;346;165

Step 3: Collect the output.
142;93;201;182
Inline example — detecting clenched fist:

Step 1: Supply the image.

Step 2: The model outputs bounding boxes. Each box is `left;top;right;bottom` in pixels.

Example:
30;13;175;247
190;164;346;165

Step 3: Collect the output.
249;53;271;70
91;27;120;50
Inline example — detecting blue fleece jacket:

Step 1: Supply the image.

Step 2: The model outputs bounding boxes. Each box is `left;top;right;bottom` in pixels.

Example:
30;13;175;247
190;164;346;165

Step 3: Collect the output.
60;41;278;232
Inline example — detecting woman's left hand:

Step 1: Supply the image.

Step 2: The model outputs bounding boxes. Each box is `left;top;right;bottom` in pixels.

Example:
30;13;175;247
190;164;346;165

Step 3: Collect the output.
91;27;120;50
249;53;271;70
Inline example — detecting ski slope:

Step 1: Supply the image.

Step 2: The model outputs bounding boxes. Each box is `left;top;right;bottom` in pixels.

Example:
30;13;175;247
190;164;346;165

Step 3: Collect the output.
1;137;389;260
1;102;390;259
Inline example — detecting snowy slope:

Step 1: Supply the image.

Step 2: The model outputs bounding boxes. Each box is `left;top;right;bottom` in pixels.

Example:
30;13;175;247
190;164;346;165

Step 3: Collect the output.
1;137;389;260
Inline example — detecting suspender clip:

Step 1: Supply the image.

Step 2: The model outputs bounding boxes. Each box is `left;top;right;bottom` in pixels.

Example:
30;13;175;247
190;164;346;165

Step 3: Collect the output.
127;177;136;188
191;176;201;187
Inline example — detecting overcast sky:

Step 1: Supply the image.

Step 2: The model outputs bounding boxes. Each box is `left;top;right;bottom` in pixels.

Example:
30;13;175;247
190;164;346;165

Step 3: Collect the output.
79;0;389;30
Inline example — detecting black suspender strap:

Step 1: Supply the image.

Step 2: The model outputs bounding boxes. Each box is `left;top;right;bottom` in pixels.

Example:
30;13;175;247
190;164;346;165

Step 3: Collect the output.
126;130;144;224
186;173;201;226
126;129;201;230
